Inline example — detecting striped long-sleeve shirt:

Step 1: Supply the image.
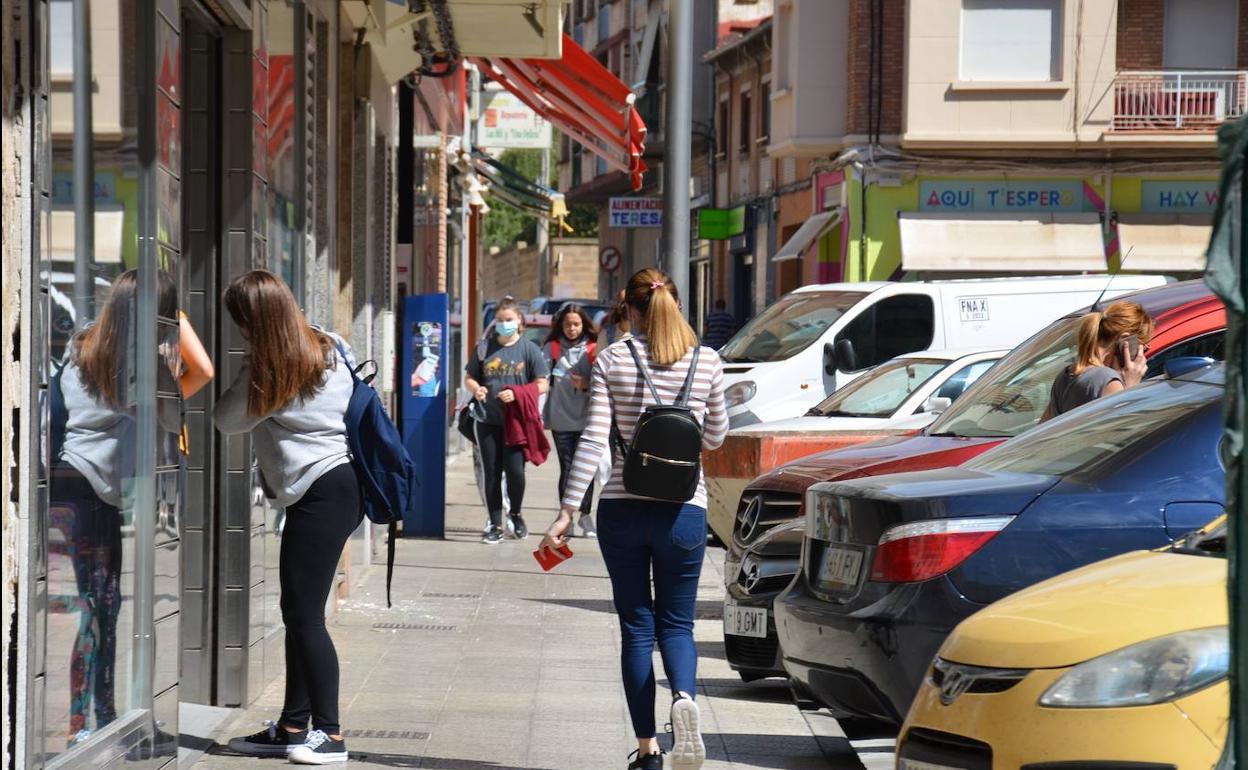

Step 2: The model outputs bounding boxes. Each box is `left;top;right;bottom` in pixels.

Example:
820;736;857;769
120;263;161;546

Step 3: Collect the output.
562;335;729;510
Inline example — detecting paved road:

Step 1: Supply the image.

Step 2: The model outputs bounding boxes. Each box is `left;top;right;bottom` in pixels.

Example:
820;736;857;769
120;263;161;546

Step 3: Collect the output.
193;449;883;769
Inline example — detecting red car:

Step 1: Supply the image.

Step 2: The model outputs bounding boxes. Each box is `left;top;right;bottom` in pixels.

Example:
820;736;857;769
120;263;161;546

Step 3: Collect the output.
722;280;1224;679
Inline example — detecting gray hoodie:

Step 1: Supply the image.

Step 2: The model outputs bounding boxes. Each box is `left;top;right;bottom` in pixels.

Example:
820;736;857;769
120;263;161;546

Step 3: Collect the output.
214;333;356;508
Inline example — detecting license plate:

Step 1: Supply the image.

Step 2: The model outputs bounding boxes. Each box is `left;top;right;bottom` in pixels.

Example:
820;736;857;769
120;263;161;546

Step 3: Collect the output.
723;599;768;638
899;761;966;770
818;546;863;588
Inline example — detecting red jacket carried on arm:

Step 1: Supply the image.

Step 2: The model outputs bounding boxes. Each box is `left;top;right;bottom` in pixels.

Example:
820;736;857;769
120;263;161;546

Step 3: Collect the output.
502;383;550;465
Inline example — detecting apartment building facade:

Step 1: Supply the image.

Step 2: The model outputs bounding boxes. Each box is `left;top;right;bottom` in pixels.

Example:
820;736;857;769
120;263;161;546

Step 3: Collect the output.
768;0;1238;284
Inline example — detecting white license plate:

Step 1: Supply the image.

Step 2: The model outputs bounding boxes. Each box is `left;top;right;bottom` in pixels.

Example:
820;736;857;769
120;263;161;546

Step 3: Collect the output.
899;761;966;770
723;599;768;638
818;546;864;588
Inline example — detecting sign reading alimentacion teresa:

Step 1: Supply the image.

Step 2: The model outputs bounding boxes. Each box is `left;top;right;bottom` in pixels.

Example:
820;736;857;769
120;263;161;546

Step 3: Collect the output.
609;197;663;228
919;179;1092;212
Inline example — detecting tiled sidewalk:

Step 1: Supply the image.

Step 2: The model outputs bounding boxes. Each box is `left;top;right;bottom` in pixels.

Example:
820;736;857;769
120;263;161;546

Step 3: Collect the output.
192;451;862;769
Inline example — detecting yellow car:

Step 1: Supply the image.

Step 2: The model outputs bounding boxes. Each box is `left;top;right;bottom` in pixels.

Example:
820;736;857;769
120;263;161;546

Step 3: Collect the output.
897;519;1228;770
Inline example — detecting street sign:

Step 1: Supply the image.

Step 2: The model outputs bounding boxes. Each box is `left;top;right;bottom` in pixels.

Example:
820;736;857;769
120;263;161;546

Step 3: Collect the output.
479;89;552;149
600;246;623;273
609;197;663;228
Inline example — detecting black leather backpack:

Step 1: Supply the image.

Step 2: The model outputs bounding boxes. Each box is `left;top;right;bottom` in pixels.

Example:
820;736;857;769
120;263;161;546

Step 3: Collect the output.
615;341;704;502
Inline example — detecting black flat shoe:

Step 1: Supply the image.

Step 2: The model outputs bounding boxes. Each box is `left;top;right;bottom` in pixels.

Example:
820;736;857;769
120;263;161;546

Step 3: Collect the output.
628;750;664;770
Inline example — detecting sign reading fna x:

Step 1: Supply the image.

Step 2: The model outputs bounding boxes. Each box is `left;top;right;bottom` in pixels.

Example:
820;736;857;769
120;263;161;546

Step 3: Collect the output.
919;179;1091;212
958;297;989;323
609;197;663;228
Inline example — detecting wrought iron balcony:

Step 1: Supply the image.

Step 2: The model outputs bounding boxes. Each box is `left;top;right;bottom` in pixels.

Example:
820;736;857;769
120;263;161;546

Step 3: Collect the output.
1112;70;1248;131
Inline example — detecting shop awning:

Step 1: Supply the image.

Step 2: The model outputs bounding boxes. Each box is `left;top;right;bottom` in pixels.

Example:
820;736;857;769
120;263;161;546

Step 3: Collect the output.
472;35;647;190
48;209;126;264
773;209;840;262
1116;214;1212;272
472;152;568;220
898;212;1107;271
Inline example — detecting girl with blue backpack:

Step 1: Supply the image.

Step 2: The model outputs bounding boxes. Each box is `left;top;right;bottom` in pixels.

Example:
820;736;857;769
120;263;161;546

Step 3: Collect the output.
216;271;359;765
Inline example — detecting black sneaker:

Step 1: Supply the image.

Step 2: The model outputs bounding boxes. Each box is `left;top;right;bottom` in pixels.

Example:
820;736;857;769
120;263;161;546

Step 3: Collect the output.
226;720;307;757
628;750;664;770
288;730;348;765
509;514;529;539
482;527;504;544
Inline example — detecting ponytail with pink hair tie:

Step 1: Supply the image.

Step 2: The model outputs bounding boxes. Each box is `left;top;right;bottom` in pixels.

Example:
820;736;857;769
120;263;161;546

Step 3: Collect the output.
650;281;664;290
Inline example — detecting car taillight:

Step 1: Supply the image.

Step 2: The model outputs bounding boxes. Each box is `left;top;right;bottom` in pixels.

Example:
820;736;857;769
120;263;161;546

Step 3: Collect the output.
870;516;1014;583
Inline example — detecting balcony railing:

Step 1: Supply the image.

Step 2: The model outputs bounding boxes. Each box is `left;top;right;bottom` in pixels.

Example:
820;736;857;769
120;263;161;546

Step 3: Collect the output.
1112;70;1248;131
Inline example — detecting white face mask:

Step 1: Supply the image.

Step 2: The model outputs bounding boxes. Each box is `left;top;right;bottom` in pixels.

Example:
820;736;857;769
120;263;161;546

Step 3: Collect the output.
496;320;519;338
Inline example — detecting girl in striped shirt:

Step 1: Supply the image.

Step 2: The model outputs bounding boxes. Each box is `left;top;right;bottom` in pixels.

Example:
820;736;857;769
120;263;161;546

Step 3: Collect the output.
541;269;728;770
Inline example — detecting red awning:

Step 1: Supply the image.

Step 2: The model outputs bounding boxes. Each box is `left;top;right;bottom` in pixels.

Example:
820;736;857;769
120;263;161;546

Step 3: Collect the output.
472;35;647;190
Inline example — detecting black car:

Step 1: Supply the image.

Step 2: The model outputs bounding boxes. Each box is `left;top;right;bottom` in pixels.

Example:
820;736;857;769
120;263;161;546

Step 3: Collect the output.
774;361;1226;724
723;518;804;681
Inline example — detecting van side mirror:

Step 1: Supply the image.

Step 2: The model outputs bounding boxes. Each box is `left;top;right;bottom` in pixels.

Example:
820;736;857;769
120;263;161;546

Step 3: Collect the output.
922;396;952;415
833;339;858;373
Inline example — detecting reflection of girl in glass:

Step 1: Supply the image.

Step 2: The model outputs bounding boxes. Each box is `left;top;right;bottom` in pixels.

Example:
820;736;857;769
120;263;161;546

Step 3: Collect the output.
52;269;204;747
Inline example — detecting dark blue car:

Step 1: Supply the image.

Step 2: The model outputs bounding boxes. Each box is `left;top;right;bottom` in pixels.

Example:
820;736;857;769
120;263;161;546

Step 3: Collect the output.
774;362;1226;724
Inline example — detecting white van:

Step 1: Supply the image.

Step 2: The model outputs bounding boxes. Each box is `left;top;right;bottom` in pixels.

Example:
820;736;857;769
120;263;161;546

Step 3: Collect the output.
718;275;1167;428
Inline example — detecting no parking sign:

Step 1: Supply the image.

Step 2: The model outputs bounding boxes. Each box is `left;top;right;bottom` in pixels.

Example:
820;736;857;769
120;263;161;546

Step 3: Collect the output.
600;246;622;274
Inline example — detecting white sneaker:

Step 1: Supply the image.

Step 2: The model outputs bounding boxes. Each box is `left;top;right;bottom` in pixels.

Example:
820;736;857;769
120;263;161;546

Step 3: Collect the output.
579;515;598;538
668;694;705;769
287;729;348;765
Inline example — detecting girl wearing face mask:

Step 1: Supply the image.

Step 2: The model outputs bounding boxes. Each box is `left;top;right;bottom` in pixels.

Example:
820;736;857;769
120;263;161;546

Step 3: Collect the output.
465;298;550;544
543;304;600;537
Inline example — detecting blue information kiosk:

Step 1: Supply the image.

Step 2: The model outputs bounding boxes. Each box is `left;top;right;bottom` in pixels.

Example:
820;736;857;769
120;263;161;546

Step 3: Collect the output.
400;294;449;537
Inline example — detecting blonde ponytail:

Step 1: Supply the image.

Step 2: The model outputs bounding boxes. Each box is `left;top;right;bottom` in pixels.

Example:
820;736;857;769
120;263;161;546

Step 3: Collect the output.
624;268;698;366
1073;311;1103;374
1073;300;1155;374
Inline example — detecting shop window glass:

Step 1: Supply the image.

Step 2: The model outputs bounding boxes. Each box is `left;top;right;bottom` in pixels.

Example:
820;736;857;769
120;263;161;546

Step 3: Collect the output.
834;294;935;372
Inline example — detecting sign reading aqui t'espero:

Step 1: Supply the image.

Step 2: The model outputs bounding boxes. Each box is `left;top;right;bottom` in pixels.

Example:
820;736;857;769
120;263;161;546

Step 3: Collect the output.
478;89;552;150
609;197;663;228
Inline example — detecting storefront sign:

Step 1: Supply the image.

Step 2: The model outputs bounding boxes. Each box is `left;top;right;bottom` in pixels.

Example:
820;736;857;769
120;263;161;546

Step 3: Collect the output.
1140;180;1219;214
479;89;552;149
609;197;663;228
919;179;1089;212
697;206;746;240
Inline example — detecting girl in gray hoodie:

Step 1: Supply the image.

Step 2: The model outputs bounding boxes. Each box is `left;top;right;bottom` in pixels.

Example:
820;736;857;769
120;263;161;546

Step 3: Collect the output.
217;271;359;766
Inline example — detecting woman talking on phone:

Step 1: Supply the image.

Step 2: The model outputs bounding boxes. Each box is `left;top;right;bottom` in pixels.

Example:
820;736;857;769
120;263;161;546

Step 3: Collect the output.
540;268;727;770
1045;299;1155;419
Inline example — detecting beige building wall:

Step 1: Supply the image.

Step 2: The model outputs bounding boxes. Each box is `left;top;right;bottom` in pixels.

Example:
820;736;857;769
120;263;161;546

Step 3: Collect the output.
768;0;850;158
481;238;605;305
904;0;1118;149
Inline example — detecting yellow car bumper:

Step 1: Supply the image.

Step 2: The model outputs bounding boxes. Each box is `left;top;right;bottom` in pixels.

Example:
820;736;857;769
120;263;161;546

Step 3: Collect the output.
899;667;1225;770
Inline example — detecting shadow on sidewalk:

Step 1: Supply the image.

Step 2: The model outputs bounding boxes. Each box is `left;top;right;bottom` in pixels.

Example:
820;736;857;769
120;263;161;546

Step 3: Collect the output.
530;597;723;620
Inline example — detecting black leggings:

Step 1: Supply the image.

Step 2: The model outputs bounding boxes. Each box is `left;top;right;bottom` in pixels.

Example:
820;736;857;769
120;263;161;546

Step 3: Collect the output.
476;421;526;528
278;463;362;735
552;430;593;516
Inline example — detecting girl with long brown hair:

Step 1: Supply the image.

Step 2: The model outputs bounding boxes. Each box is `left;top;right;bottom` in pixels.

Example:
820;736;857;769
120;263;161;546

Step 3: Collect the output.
1045;299;1155;419
540;268;727;770
217;270;358;765
543;304;600;536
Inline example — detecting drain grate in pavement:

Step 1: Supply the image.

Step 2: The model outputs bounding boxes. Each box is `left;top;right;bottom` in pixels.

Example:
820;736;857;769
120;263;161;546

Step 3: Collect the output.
341;729;430;740
372;622;457;631
421;592;480;599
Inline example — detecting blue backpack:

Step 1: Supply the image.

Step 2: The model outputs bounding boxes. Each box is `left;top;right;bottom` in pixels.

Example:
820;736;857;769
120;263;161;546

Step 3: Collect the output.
336;342;418;607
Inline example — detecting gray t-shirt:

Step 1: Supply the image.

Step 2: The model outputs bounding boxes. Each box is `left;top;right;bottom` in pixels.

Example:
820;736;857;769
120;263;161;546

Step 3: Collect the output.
542;338;594;432
1050;364;1122;417
466;337;550;425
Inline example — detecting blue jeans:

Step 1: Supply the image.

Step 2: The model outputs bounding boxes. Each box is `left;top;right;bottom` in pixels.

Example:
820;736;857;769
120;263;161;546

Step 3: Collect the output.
597;499;707;739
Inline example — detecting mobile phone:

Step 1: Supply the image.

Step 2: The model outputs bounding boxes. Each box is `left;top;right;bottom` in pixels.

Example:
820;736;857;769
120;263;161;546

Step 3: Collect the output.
1120;334;1141;366
533;544;574;572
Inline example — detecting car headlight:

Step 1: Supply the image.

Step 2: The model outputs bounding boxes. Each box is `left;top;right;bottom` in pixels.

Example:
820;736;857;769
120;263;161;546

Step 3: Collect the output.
724;381;757;408
1039;627;1228;708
